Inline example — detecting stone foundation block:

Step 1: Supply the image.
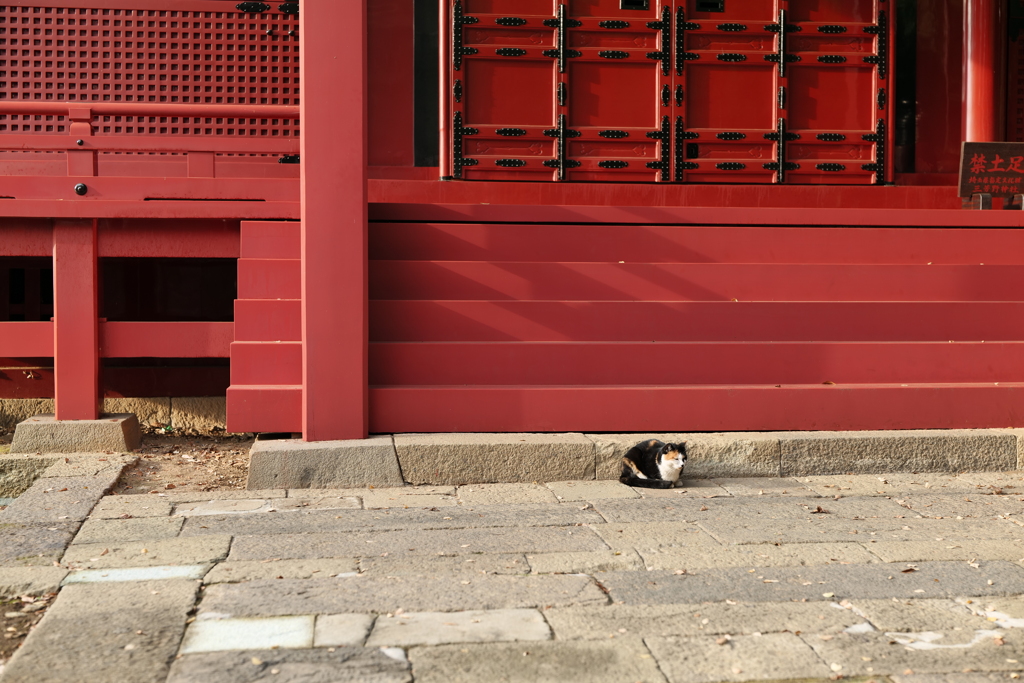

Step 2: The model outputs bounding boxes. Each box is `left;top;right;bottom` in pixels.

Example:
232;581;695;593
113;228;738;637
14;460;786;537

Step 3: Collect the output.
394;433;595;485
10;413;141;454
247;436;404;489
170;396;226;433
102;397;170;428
588;432;781;480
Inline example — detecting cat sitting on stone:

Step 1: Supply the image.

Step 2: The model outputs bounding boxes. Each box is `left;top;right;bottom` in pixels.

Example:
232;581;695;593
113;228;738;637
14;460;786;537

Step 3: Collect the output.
619;439;687;489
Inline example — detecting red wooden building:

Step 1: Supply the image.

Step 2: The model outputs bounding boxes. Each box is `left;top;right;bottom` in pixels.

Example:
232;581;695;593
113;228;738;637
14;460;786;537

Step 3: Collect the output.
2;0;1024;440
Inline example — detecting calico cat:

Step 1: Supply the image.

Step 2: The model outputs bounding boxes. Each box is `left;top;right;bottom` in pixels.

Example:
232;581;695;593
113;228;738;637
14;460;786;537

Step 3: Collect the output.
620;439;687;489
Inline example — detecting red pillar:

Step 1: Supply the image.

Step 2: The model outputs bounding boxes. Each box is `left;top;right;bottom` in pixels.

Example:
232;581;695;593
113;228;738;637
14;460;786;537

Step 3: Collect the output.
52;219;100;420
300;1;369;440
963;0;1004;141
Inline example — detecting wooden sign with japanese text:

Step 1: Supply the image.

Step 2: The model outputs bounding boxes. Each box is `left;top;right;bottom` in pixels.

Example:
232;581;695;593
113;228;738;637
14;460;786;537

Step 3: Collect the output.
959;142;1024;197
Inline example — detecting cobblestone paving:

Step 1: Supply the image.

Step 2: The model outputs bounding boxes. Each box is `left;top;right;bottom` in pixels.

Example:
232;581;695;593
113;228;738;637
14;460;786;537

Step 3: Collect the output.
3;473;1024;682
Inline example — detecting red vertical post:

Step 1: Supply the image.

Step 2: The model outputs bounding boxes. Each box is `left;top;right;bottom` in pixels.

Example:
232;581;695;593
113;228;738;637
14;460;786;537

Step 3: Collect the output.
52;219;100;420
963;0;1002;141
300;1;369;440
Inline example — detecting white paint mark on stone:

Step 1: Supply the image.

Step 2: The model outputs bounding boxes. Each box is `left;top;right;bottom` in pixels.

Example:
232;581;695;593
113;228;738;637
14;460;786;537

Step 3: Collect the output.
62;564;208;584
180;615;315;653
885;629;1004;650
957;600;1024;629
380;647;407;662
173;499;272;516
844;622;876;634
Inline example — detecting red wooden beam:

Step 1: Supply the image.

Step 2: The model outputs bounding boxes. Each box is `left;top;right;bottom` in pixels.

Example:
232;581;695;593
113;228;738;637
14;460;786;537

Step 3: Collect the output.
300;0;369;440
0;102;299;120
3;177;298;203
0;219;53;257
0;200;298;221
53;219;99;420
96;220;240;259
0;322;54;356
963;0;1003;141
100;322;233;358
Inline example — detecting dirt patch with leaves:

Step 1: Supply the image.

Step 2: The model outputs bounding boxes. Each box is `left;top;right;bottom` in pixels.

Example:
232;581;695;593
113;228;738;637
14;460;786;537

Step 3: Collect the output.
1;593;53;667
112;429;255;495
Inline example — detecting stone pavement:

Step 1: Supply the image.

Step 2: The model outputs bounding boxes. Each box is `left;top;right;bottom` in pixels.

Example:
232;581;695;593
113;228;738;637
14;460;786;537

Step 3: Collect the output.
3;472;1024;682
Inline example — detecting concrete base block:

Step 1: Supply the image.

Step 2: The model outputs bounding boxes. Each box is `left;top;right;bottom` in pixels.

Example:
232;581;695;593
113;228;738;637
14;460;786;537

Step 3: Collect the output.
10;413;141;454
246;436;404;489
588;433;781;480
171;396;226;433
394;433;596;485
779;429;1017;476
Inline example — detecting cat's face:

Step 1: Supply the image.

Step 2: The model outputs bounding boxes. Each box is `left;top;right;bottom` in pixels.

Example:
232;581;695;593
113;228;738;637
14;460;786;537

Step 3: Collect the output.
659;442;687;472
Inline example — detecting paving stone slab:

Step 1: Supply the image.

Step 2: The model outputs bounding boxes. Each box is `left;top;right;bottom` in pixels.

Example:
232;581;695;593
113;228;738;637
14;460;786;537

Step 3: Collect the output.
198;574;607;616
803;629;1024;677
715;478;822;497
407;638;667;683
893;494;1024;520
638;542;880;571
205;558;360;583
848;598;988;632
637;479;732;498
600;562;1024;605
646;632;832;683
394;432;596;485
544;602;864;640
780;430;1017;476
587;432;781;480
2;474;121;523
90;495;173;519
797;474;978;497
173;499;276;516
589;522;722;552
366;608;551;647
866;540;1024;563
180;615;315;653
362;492;456;509
697;516;1022;545
358;554;529;576
456;483;561;506
0;579;197;683
166;647;412;683
10;413;141;454
527;549;644;574
37;454;137;479
956;471;1024;489
0;454;56;497
892;674;1024;683
0;566;68;595
62;535;231;568
248;497;363;512
959;594;1024;622
545;480;641;501
180;503;605;537
227;526;609;562
0;522;79;566
247;436;404;489
288;486;457;498
313;614;376;647
62;564;209;583
71;515;184;544
156;489;288;502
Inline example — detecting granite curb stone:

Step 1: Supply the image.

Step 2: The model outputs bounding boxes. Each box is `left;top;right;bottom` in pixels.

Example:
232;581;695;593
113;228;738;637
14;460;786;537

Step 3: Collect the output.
1;472;124;524
165;647;412;683
247;436;404;489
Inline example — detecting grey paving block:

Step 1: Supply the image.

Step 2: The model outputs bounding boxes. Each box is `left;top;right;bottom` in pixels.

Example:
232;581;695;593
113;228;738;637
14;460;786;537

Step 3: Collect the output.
0;579;197;683
0;566;69;595
849;598;988;632
407;639;667;683
10;413;141;453
866;540;1024;563
587;432;780;480
958;471;1024;489
90;495;173;519
361;491;456;509
174;499;275;516
180;503;605;537
198;573;607;616
314;614;375;647
646;632;832;682
892;675;1024;683
166;647;412;683
600;561;1024;605
227;526;609;562
71;515;184;544
366;608;551;647
803;629;1024;677
780;430;1017;476
359;554;529;576
456;483;560;505
205;558;360;583
2;473;121;523
62;565;210;584
61;535;231;568
544;602;864;640
715;477;821;497
589;522;721;552
697;515;1022;545
158;489;287;502
637;479;732;498
798;473;978;497
247;436;404;489
37;453;137;479
960;594;1024;621
594;495;908;525
527;549;644;574
0;454;57;497
180;615;315;653
894;493;1024;519
545;480;641;501
394;432;596;485
0;522;79;566
639;541;880;570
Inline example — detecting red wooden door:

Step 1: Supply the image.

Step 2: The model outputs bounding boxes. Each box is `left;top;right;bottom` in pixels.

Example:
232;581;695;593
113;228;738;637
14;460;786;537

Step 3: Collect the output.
447;0;892;184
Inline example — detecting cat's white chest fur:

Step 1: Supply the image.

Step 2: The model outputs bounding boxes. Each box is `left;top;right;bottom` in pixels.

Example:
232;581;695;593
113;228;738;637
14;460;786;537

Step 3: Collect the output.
658;458;684;482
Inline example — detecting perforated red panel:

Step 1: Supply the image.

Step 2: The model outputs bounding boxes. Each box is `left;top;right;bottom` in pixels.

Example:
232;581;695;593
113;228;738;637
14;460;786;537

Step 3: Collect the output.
0;4;299;138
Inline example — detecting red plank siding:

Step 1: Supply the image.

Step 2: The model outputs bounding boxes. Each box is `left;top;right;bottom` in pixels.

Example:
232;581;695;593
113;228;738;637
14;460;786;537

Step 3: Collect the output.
100;322;233;358
226;385;302;434
233;300;302;342
229;342;303;386
239;222;302;260
237;259;301;300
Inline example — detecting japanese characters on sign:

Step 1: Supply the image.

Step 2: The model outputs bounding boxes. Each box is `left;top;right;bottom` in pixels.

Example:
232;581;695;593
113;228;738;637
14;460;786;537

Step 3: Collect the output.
958;142;1024;197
